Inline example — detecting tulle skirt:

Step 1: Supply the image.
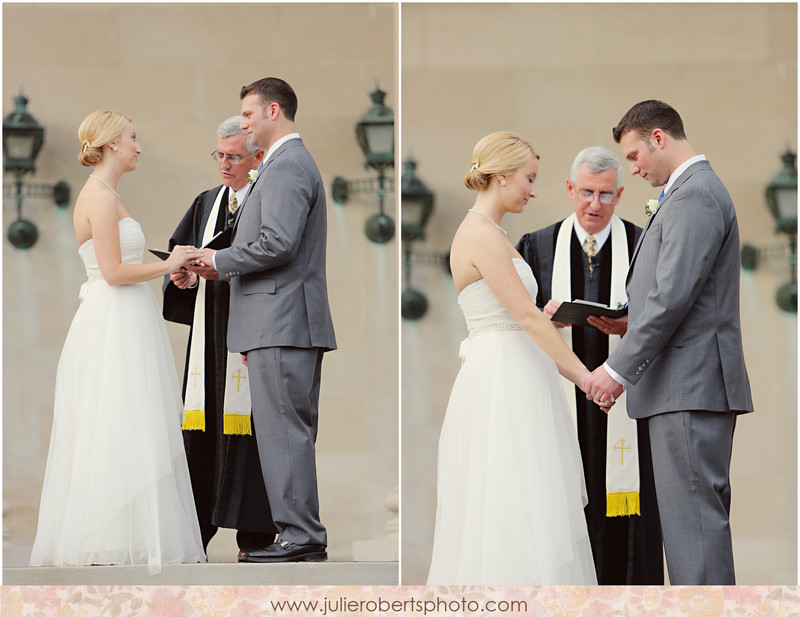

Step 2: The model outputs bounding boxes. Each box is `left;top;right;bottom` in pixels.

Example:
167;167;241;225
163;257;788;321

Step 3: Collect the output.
30;279;205;574
427;329;596;585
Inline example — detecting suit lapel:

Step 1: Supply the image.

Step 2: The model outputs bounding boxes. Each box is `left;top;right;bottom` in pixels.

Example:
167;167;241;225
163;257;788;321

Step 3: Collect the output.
232;139;301;234
627;160;711;277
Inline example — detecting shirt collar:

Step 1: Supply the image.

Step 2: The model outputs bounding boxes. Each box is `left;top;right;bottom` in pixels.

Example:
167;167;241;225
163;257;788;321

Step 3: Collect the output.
572;217;612;251
263;132;300;166
231;183;252;203
663;154;706;197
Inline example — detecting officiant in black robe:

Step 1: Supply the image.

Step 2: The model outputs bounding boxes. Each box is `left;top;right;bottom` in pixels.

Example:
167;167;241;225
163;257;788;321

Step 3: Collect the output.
516;146;663;584
162;116;276;558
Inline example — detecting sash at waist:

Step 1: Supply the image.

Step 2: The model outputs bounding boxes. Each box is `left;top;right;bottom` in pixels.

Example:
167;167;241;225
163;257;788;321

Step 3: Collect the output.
79;277;105;301
458;321;523;359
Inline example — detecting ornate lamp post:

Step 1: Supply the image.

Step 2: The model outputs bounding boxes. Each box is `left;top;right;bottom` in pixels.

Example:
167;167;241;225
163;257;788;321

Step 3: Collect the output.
401;159;435;320
331;87;395;243
356;87;395;243
741;150;797;311
3;92;69;248
4;92;44;248
766;150;797;311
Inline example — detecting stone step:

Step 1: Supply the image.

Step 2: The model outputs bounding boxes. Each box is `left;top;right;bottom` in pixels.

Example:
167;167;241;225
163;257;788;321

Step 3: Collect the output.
3;561;398;586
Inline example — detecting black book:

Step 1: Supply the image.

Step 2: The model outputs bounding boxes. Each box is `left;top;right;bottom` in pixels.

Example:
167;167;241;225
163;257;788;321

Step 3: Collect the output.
149;228;233;261
551;299;628;327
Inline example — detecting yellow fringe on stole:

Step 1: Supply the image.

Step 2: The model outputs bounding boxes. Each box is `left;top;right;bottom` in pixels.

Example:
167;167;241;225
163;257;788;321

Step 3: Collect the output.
181;409;205;431
224;413;252;436
606;491;641;517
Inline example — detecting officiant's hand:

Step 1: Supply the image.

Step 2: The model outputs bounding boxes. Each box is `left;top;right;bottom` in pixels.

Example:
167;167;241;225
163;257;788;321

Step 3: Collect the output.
543;300;570;329
170;269;197;289
585;365;624;414
587;314;628;336
186;248;220;280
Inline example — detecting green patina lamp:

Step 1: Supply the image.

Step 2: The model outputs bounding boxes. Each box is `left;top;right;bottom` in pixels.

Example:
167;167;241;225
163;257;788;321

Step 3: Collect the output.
356;87;395;244
3;92;44;248
766;150;797;311
401;159;435;320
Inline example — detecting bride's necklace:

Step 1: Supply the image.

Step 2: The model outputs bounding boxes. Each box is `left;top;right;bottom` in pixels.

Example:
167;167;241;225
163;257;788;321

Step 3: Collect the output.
89;174;120;198
468;208;507;236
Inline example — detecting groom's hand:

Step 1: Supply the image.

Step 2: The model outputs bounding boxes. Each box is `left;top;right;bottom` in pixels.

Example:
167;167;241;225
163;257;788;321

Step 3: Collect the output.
186;248;220;280
585;365;624;414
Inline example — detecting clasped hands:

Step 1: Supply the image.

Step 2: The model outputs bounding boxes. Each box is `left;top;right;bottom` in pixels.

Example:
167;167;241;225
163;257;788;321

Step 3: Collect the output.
170;248;220;288
584;365;624;414
543;301;625;413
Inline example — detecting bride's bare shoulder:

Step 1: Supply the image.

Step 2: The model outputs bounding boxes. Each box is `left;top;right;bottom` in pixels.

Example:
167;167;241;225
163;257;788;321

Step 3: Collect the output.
451;218;510;291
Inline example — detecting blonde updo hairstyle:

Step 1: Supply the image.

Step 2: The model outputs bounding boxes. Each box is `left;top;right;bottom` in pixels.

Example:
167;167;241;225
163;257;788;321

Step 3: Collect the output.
77;110;132;167
464;131;540;191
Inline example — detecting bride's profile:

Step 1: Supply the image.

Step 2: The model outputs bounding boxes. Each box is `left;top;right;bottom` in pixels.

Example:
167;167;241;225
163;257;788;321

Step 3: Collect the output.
427;131;602;585
29;110;206;573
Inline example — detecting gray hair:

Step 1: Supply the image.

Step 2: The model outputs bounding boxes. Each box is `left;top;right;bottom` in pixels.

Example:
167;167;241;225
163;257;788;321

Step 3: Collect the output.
569;146;624;191
216;115;262;155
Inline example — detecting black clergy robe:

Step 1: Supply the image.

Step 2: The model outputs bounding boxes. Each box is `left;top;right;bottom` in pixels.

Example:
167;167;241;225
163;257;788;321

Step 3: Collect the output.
516;217;664;585
163;185;276;551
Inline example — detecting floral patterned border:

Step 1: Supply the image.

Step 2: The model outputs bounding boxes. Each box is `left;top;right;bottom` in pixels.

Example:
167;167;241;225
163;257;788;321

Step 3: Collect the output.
2;585;799;617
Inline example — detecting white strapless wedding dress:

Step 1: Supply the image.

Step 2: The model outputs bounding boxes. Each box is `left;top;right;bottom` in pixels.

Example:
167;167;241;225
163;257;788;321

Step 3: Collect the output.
427;258;596;585
30;218;205;574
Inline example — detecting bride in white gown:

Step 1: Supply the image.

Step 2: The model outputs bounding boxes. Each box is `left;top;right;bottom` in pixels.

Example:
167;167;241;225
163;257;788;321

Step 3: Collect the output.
29;110;206;574
427;132;612;585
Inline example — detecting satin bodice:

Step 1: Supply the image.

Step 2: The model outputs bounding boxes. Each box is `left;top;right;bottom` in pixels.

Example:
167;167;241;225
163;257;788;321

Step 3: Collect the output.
78;218;144;282
458;258;537;335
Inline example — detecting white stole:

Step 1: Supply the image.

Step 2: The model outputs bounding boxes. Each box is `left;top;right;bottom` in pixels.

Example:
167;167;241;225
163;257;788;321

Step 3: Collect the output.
551;213;640;516
181;187;252;436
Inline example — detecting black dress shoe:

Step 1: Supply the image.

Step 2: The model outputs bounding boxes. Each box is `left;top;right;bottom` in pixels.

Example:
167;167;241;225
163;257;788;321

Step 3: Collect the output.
238;539;327;563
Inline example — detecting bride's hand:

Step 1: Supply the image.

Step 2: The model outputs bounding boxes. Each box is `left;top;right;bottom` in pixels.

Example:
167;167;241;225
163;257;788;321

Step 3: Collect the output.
598;398;615;414
165;245;201;271
170;269;197;289
577;367;592;395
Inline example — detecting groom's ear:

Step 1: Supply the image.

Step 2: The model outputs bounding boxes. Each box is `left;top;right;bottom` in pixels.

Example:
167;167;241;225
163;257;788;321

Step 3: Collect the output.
650;128;667;150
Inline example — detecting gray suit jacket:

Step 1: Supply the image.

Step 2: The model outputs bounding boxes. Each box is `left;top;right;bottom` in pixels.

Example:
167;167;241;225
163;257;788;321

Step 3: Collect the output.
607;160;753;418
215;138;336;354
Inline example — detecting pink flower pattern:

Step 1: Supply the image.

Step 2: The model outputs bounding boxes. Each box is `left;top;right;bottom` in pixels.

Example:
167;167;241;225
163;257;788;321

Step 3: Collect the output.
1;585;797;617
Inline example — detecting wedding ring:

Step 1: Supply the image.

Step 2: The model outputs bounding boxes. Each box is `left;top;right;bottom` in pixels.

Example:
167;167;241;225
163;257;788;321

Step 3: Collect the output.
610;395;615;403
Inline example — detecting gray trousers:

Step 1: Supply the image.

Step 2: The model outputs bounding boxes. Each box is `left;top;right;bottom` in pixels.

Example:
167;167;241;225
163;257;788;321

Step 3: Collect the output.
246;346;326;547
646;410;737;584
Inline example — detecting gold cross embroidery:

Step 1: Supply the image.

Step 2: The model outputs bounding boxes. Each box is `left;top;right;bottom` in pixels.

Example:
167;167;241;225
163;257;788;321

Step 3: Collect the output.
613;438;631;466
190;367;201;388
232;368;247;392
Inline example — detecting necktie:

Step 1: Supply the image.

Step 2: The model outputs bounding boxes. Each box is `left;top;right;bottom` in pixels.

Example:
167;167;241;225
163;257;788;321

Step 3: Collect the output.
584;234;597;275
658;189;665;202
227;190;239;226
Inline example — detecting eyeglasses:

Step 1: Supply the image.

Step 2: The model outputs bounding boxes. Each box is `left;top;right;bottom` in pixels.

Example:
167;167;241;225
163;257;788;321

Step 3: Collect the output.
575;189;618;205
211;151;253;164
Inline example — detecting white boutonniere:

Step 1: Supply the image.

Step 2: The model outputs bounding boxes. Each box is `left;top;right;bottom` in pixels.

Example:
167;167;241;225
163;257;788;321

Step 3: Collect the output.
645;198;660;218
247;169;259;184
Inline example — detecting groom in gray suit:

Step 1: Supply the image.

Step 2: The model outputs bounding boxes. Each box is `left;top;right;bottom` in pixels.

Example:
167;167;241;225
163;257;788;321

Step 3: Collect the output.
190;77;336;562
586;100;753;584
